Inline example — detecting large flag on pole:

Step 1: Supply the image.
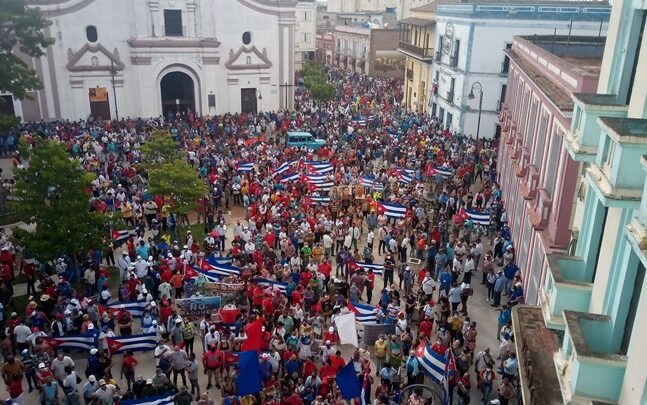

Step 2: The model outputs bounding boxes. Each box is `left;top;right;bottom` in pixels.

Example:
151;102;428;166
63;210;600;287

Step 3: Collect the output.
241;318;264;352
415;340;446;383
335;361;362;400
334;312;358;347
236;351;263;396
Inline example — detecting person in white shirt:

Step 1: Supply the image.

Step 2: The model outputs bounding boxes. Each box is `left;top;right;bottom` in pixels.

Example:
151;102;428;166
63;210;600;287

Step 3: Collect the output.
204;328;220;349
50;353;75;381
367;230;375;250
322;233;333;257
154;342;171;366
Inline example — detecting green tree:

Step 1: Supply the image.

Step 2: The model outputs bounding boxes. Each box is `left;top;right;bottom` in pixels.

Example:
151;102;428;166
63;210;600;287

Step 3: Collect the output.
139;128;182;169
12;139;106;266
0;0;55;130
147;159;207;236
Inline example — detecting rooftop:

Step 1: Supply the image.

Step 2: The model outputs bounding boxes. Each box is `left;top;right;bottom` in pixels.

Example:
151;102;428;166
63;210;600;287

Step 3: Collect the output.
517;35;605;76
505;48;575;111
598;117;647;144
572;93;627;108
512;306;563;405
398;17;436;26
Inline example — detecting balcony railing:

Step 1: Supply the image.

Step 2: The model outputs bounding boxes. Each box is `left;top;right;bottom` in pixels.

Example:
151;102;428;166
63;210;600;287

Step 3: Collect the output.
398;41;434;60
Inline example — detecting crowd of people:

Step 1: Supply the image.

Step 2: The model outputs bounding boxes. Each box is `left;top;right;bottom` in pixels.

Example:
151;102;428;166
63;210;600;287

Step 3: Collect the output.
0;67;524;405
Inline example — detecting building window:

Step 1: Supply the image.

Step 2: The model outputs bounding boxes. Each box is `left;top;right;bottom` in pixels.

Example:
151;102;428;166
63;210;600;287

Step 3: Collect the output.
446;112;453;128
164;10;183;36
601;137;615;175
304;11;310;21
533;114;548;168
85;25;98;43
544;130;562;197
242;31;252;45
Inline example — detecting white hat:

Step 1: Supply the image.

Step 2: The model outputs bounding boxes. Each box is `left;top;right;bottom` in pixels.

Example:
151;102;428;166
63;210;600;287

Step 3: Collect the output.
328;326;334;333
122;251;128;255
152;320;158;325
38;363;46;369
88;323;95;330
325;340;331;345
88;375;97;382
183;245;188;249
175;318;182;324
90;348;98;355
515;282;522;287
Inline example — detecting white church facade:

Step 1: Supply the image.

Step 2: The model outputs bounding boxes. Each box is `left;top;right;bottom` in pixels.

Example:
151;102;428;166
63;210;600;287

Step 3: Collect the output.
12;0;303;121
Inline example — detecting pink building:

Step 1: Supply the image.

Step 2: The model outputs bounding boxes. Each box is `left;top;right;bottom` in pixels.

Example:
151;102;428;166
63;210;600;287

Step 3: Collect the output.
497;35;605;304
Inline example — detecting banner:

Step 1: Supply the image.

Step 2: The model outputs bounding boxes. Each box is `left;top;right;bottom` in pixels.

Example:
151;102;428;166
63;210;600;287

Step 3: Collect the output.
334;312;358;347
176;296;222;318
201;281;246;294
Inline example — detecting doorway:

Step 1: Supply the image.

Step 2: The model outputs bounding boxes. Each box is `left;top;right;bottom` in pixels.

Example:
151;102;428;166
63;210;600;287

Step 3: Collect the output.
241;88;258;114
89;87;110;120
160;71;196;118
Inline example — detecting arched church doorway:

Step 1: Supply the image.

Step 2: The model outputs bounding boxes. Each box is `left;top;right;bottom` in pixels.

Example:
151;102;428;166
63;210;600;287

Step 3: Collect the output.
160;71;196;118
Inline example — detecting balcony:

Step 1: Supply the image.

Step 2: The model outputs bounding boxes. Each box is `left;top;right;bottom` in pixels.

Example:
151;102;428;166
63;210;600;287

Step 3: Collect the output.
565;93;628;163
584;117;647;209
512;307;563;405
539;253;592;329
398;41;434;61
557;311;627;403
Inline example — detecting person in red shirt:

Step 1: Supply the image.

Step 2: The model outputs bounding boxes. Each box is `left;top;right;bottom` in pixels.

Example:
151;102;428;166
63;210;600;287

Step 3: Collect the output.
329;350;345;373
122;351;138;390
322;327;338;345
418;316;434;340
431;339;447;356
252;286;265;308
318;260;332;282
262;295;274;315
291;288;304;307
300;269;313;287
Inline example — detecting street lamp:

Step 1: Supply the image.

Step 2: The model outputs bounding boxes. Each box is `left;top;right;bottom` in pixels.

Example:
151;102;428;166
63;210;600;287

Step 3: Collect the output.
109;60;119;120
468;81;483;175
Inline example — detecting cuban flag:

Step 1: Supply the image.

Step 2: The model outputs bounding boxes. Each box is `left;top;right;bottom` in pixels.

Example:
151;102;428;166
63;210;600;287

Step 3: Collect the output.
415;340;446;383
236;162;255;172
120;392;175;405
307;196;331;206
304;161;334;174
360;176;377;188
185;265;220;282
253;277;288;295
463;209;491;226
202;257;241;276
106;332;158;355
354;261;384;275
397;170;414;185
208;256;233;265
433;166;453;177
101;302;147;318
313;182;334;192
43;332;98;351
347;301;381;324
444;349;457;405
280;172;300;183
376;201;407;219
110;228;137;244
273;161;294;177
351;119;366;127
304;174;328;184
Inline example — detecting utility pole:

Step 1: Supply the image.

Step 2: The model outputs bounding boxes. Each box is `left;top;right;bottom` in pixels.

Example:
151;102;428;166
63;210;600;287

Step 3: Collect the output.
279;82;294;111
110;60;119;120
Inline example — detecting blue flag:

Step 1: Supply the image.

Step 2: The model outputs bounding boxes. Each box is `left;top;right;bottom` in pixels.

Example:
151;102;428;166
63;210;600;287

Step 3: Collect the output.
236;350;263;396
335;361;361;400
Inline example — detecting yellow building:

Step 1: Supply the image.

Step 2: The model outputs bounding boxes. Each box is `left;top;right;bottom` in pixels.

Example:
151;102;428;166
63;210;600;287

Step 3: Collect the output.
397;3;436;113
